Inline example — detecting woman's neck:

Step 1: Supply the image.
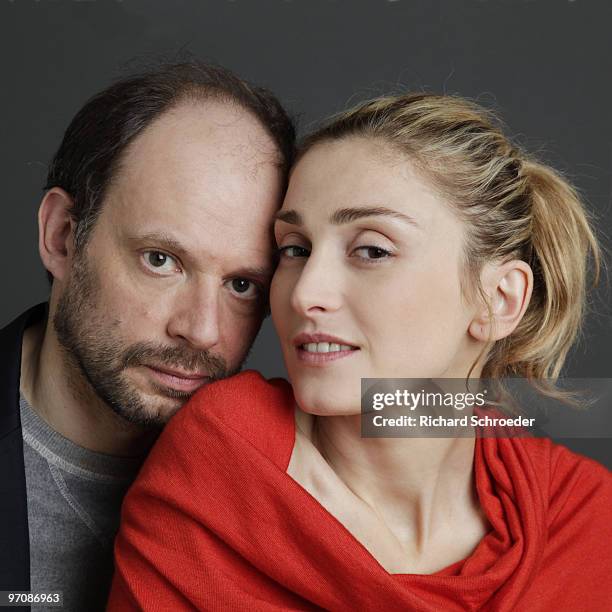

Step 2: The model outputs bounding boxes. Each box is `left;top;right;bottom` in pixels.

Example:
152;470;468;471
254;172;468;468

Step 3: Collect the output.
290;409;490;572
316;414;479;543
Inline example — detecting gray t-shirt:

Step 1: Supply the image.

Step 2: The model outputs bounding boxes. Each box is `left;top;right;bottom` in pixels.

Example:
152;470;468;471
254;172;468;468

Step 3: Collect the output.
20;395;144;612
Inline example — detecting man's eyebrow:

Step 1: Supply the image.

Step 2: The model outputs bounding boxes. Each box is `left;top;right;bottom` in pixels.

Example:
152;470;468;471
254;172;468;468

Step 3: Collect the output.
126;232;187;254
330;206;419;227
231;265;274;282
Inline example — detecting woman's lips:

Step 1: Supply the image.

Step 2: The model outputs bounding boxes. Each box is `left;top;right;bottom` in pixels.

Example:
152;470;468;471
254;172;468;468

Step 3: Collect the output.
295;342;360;366
144;366;210;393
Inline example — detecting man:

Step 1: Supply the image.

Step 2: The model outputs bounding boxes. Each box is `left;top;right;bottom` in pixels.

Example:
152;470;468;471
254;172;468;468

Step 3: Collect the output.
0;61;294;610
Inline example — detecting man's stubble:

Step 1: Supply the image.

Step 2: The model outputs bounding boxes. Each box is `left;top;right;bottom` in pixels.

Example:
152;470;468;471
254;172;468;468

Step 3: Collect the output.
53;248;235;428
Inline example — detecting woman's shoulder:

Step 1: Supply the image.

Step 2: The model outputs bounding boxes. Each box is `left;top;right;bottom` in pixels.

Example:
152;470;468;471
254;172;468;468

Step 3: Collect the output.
516;436;610;480
514;436;612;518
185;369;293;415
162;370;295;466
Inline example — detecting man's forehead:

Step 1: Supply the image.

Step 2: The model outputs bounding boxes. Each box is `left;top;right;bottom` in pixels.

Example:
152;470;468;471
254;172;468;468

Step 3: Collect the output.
99;101;279;214
108;177;278;243
91;99;283;273
104;102;280;212
119;99;279;173
109;189;276;249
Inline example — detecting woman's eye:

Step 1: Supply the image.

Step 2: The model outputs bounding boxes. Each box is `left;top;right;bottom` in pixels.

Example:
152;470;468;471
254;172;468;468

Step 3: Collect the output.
142;251;180;274
279;245;310;259
226;278;259;300
352;246;393;261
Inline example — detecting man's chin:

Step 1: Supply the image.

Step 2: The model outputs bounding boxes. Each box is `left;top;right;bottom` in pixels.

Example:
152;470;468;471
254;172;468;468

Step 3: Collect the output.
106;366;224;428
107;368;206;426
140;388;194;425
101;385;188;429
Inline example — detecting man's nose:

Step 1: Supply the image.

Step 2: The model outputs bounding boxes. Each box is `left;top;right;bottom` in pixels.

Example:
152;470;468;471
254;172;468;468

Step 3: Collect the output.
166;279;221;349
290;251;342;317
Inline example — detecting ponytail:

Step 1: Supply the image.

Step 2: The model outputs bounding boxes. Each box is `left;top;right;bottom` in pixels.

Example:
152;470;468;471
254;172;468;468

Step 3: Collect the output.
483;161;601;402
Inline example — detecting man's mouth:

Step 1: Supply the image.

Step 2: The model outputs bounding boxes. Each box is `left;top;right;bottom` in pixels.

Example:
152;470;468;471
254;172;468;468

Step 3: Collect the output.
143;365;211;394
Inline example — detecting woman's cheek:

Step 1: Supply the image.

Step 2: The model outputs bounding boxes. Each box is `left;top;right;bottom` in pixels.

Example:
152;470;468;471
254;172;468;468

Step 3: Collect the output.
271;269;295;319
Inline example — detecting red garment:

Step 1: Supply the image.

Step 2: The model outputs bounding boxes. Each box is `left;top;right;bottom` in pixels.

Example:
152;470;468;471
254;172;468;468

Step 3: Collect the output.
108;371;612;611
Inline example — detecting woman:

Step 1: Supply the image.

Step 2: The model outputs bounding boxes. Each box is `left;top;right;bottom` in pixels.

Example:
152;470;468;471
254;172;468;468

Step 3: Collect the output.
107;94;612;611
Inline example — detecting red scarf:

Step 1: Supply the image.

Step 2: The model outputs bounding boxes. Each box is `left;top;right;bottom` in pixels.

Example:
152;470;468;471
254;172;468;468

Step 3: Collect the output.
108;371;612;611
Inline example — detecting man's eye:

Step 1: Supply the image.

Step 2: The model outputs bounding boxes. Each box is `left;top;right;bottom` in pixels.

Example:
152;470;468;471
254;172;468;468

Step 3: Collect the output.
226;278;259;300
352;246;392;261
279;245;310;258
142;251;180;274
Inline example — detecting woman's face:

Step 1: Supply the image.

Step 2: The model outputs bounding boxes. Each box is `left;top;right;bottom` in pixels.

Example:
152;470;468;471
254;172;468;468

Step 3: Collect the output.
270;137;482;415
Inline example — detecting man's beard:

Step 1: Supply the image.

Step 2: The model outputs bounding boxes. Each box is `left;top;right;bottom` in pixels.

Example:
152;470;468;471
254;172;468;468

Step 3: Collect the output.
53;252;235;428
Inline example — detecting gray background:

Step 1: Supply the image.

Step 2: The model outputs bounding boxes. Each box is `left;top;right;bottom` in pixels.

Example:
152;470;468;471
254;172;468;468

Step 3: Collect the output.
1;1;610;462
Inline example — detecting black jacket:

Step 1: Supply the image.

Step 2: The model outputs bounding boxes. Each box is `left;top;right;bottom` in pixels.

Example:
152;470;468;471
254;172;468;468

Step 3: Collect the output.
0;303;48;595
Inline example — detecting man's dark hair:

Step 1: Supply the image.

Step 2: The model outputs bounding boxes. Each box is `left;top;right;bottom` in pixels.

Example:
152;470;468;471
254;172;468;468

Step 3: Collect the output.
44;60;296;273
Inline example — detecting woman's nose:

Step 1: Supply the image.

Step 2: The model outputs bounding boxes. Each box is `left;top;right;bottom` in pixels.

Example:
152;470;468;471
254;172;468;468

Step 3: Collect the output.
289;253;343;316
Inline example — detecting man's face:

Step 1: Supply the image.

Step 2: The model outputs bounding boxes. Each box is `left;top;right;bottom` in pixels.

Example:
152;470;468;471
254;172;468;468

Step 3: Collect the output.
54;100;283;427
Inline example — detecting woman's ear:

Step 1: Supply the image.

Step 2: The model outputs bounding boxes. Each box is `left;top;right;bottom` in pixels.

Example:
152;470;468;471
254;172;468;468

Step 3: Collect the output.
468;260;533;342
38;187;76;283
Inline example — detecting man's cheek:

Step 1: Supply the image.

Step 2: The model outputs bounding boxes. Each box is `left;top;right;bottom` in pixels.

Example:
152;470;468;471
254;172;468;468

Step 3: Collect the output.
227;322;258;359
115;289;171;327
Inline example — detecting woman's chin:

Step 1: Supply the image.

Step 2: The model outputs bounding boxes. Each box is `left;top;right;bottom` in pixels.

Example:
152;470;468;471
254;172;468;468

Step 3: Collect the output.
298;405;361;418
293;387;362;418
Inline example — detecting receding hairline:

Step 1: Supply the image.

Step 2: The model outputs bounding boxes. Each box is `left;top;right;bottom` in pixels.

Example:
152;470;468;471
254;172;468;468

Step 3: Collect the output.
106;95;285;200
127;93;284;160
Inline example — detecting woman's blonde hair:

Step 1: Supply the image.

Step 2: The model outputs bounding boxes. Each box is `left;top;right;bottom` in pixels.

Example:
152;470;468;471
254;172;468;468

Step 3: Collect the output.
299;94;601;401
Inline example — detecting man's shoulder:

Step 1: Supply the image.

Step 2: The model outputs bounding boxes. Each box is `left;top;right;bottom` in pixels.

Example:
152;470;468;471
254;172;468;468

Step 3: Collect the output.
0;303;48;344
0;305;44;590
0;304;49;440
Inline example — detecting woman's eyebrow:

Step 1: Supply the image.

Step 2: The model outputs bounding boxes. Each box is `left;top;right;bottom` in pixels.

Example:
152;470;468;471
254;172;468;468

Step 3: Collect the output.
274;210;303;225
274;207;418;228
330;206;419;227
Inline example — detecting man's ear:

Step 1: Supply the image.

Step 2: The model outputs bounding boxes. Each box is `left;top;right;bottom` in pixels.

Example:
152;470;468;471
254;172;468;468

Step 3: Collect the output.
468;260;533;342
38;187;76;283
